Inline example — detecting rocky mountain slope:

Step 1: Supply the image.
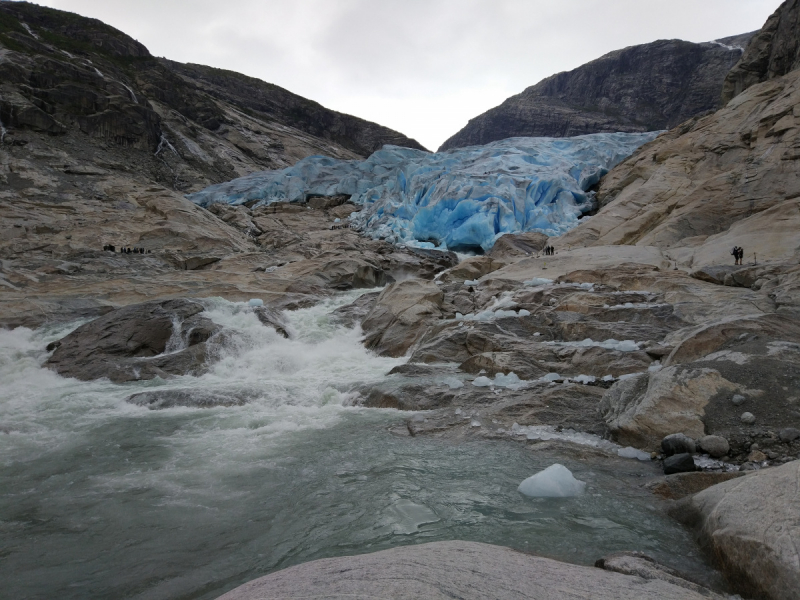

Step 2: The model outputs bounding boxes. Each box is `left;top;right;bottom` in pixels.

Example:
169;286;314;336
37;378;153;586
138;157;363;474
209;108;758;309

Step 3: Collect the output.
439;34;753;151
0;1;425;195
555;0;800;281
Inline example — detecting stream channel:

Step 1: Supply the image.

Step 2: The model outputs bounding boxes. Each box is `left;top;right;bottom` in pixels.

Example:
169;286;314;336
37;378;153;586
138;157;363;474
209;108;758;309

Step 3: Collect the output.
0;290;717;599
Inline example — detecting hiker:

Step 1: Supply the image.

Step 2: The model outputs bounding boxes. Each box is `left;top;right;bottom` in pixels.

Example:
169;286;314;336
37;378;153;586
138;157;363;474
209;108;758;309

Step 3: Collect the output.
738;246;744;265
731;246;740;265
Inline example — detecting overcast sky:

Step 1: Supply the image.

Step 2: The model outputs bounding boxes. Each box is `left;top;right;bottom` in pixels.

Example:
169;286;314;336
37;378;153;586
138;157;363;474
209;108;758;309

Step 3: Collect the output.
35;0;783;150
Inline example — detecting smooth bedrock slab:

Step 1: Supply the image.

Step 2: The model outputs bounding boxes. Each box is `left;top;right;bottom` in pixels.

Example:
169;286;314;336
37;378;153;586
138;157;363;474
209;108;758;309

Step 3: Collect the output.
217;540;723;600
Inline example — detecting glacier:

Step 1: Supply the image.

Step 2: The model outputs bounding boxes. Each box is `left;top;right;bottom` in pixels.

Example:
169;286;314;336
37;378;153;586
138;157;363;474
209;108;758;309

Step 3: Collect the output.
188;132;660;252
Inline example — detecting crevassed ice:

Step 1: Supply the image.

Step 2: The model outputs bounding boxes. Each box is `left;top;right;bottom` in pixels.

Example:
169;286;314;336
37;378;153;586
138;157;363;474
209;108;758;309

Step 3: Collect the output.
187;132;660;252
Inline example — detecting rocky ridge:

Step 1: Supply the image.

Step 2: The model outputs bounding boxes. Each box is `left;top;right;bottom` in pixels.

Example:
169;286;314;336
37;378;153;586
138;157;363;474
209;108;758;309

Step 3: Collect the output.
0;1;424;197
439;33;753;151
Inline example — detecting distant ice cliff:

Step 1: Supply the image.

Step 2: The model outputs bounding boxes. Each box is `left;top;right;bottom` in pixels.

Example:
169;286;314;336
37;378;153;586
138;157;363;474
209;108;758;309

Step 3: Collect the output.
188;132;659;252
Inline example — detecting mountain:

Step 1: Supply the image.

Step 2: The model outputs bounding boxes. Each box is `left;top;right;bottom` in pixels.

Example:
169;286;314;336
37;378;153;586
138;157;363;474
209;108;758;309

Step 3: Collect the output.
557;0;799;281
0;1;425;194
439;34;755;151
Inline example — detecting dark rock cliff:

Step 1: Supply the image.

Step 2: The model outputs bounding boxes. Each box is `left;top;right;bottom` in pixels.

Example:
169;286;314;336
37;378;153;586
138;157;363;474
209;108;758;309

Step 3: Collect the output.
439;35;754;151
722;0;800;102
0;1;425;193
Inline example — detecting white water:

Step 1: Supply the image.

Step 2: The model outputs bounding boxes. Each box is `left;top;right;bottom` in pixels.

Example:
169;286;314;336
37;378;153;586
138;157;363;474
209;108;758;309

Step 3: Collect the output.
0;292;718;598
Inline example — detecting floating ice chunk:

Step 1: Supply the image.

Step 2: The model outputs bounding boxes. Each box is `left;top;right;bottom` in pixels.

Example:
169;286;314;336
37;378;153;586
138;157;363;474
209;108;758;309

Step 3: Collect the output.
463;279;480;286
248;299;264;307
442;377;464;389
334;218;341;223
572;374;596;385
189;133;660;252
518;309;531;317
617;447;651;461
472;376;493;387
494;372;525;389
648;361;663;373
524;277;554;287
533;332;541;337
579;283;594;290
518;464;586;498
602;374;615;382
541;373;561;382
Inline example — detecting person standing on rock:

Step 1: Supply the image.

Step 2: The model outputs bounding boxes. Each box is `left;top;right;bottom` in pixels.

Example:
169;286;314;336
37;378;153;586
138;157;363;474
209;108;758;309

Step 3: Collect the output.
731;246;740;265
738;246;744;265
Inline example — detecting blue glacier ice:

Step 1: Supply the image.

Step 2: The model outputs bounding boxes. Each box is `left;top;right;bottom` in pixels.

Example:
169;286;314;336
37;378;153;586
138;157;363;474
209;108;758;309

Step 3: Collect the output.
188;132;660;252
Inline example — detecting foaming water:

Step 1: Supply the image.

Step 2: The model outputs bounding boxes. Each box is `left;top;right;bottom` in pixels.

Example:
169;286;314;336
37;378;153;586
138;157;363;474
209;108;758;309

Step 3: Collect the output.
0;293;716;599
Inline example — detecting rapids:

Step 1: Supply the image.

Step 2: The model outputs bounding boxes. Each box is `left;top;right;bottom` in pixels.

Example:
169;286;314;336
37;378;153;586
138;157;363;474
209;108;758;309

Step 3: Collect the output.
0;292;715;599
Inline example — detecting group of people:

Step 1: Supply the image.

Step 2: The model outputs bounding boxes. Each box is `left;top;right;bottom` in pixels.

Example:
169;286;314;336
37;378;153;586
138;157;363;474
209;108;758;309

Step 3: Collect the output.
731;246;745;265
543;245;555;256
103;245;151;254
329;223;353;230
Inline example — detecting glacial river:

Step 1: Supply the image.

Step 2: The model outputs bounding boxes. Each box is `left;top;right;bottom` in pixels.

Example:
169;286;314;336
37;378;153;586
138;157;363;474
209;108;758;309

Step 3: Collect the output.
0;292;714;599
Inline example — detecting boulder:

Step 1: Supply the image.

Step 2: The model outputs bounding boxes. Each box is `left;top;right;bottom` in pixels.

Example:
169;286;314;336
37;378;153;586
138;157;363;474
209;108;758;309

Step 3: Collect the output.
217;540;724;600
661;433;696;456
663;453;697;475
45;299;220;382
698;435;730;458
670;460;800;600
780;428;800;442
361;279;444;357
599;367;737;451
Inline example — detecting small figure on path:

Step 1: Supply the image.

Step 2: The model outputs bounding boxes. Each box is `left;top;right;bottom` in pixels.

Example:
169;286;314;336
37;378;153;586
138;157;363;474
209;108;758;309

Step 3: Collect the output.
731;246;740;265
738;247;744;265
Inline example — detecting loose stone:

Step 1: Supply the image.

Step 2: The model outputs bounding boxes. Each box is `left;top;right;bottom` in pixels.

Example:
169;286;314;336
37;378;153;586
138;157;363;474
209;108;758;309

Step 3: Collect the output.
731;394;746;406
779;428;800;443
740;412;756;425
698;435;729;458
663;453;696;475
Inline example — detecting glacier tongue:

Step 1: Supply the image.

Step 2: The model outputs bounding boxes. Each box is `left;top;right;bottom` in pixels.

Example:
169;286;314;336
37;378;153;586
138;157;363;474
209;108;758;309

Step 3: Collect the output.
188;132;660;252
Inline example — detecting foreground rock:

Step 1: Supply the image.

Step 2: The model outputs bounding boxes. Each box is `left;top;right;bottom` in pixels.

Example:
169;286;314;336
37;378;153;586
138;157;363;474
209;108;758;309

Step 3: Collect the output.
217;541;724;600
670;460;800;600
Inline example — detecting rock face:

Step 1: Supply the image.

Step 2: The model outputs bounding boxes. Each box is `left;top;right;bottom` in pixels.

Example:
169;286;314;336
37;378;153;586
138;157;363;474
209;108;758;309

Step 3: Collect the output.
722;0;800;102
45;299;219;382
670;460;800;600
439;35;752;150
556;0;800;282
361;279;444;357
217;540;724;600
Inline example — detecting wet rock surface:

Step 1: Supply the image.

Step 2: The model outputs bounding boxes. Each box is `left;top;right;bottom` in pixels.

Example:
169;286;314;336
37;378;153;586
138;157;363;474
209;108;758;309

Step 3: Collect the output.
45;299;219;382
